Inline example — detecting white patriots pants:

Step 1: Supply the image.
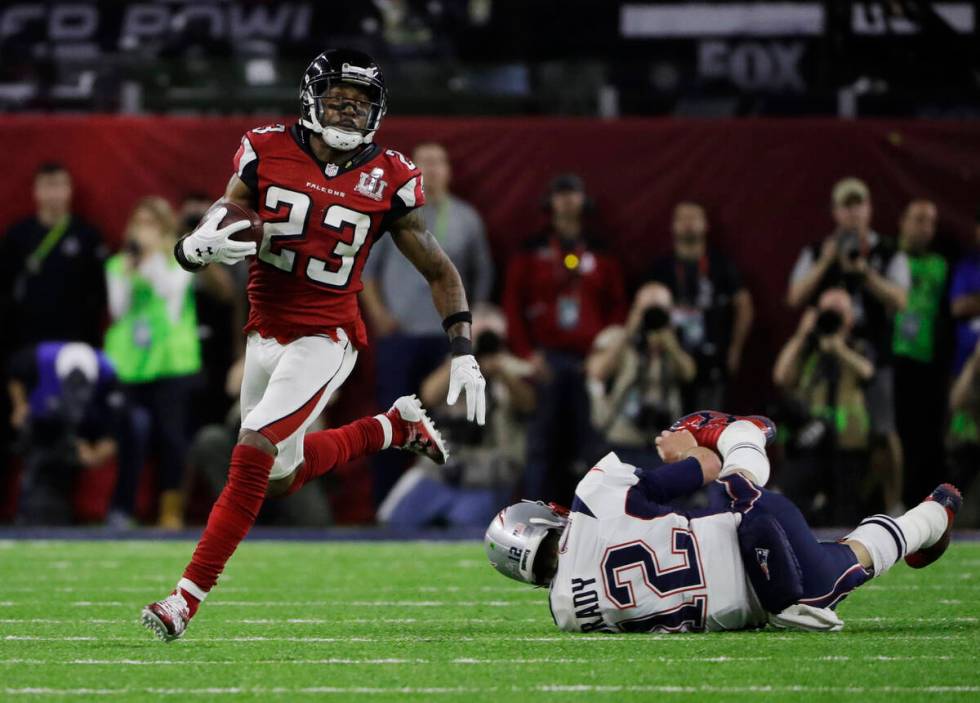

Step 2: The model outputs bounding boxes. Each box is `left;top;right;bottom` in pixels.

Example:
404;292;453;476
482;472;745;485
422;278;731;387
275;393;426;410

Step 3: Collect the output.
239;330;359;480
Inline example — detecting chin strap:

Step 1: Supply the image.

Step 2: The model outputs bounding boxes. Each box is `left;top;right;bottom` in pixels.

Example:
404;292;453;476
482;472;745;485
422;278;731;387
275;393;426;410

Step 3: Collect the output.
529;517;565;529
323;126;366;151
547;502;570;518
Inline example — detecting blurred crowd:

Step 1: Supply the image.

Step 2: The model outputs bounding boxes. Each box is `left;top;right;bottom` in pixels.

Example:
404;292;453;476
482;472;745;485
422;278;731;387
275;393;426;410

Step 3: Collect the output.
2;152;979;529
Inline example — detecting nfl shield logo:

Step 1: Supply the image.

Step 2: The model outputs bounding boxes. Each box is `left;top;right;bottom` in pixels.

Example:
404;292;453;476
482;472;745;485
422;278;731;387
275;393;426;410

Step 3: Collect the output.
324;163;339;177
355;167;387;201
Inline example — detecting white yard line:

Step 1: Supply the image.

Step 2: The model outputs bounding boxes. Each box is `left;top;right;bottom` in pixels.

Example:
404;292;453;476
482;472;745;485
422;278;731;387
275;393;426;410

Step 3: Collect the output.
63;600;538;607
4;685;980;696
536;685;980;694
3;634;975;643
861;584;980;590
0;656;775;666
1;616;975;627
0;587;251;594
0;585;525;594
0;654;962;666
848;617;977;623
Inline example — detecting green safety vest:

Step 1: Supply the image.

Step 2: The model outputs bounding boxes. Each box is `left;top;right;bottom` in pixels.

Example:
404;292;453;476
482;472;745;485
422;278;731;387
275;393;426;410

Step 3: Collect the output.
103;254;201;383
949;409;979;445
893;253;947;363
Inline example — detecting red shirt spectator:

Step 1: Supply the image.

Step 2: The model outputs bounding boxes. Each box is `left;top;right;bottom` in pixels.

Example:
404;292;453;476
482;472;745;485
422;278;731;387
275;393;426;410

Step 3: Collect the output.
504;235;627;358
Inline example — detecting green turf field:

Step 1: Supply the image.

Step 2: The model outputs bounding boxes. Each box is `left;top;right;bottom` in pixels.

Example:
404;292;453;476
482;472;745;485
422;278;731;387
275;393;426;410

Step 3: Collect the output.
0;539;977;702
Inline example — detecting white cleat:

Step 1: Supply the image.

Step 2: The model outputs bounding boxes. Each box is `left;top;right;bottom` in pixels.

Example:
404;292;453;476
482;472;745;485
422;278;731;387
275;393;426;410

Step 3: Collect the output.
384;395;450;465
140;591;191;642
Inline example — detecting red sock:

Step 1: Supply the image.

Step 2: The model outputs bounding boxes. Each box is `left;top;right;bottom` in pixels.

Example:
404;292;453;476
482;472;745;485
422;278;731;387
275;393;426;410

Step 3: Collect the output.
182;444;275;597
285;416;399;496
177;587;201;618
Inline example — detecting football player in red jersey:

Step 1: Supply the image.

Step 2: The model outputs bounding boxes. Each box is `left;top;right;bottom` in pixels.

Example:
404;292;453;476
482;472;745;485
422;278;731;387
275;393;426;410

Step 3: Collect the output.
141;49;486;641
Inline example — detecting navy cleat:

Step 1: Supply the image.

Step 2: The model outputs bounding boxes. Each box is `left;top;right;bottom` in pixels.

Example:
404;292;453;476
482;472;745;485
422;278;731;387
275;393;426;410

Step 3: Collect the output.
905;483;962;569
669;410;777;452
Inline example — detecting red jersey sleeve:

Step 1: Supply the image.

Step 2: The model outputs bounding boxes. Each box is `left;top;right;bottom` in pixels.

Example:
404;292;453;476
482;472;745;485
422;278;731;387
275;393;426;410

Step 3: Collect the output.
232;124;288;206
232;134;259;196
379;149;426;232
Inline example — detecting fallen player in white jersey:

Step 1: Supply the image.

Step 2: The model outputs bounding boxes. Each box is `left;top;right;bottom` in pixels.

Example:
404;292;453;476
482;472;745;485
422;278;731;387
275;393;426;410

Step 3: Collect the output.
485;411;962;633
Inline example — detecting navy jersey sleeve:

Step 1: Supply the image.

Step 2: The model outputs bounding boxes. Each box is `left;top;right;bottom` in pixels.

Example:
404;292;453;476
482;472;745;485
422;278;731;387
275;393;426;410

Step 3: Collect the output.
574;453;702;520
632;458;704;505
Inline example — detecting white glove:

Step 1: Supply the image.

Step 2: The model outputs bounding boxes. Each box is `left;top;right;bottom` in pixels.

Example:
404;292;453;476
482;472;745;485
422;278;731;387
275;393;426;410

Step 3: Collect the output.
769;604;844;632
182;206;257;266
447;354;486;425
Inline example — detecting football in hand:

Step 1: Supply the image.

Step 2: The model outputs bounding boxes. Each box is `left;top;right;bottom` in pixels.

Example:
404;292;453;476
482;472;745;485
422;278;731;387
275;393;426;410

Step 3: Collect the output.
205;201;264;247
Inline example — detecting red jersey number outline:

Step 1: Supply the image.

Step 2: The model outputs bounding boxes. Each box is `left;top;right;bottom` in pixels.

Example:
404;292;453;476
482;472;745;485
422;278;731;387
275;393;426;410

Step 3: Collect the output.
259;185;371;290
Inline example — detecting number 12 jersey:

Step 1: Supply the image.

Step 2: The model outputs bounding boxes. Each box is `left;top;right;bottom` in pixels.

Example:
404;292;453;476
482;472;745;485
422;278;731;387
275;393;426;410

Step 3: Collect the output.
549;453;767;633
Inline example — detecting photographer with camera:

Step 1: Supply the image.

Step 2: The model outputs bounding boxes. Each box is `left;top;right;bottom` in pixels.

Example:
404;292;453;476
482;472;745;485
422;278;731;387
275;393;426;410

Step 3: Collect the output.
648;201;754;409
785;177;909;515
774;288;875;524
377;305;535;528
586;283;696;469
104;197;201;529
7;342;119;525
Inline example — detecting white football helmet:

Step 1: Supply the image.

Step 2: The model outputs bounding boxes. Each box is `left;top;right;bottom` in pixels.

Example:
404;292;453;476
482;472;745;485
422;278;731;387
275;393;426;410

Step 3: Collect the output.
485;501;568;585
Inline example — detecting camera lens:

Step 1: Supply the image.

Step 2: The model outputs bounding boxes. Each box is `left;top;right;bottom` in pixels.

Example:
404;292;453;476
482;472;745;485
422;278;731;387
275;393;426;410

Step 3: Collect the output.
815;309;843;336
641;307;670;332
474;330;502;357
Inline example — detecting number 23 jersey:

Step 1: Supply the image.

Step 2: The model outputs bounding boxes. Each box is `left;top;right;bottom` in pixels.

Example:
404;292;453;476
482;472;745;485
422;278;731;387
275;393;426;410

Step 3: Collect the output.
233;123;425;347
548;453;767;633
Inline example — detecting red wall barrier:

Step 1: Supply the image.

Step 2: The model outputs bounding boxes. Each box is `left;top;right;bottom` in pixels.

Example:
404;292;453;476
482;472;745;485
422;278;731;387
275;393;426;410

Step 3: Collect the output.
5;115;980;413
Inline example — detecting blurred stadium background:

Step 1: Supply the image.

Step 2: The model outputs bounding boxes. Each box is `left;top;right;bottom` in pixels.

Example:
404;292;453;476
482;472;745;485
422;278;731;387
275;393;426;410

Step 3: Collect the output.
3;6;980;701
2;0;980;532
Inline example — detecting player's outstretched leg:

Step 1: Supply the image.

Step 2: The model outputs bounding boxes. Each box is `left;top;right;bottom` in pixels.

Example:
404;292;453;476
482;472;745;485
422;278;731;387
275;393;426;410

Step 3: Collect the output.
142;332;363;641
280;395;449;498
141;433;276;642
843;483;962;577
140;396;446;642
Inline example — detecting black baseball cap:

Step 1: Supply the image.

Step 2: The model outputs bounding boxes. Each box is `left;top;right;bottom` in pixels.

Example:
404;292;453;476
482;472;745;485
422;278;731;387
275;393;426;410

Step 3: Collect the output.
549;173;585;194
